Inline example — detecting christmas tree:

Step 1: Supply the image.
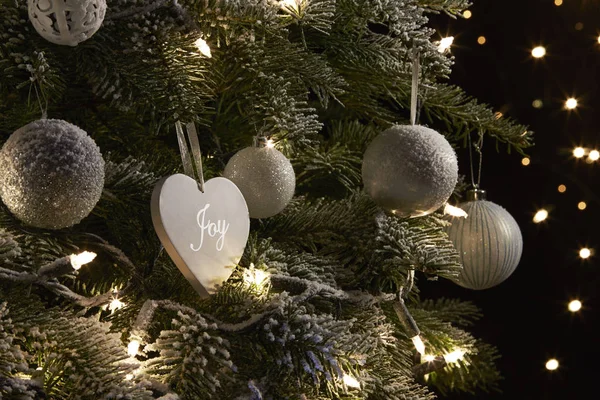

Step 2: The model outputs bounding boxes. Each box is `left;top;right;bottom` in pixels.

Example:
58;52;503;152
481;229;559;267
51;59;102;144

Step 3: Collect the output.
0;1;532;399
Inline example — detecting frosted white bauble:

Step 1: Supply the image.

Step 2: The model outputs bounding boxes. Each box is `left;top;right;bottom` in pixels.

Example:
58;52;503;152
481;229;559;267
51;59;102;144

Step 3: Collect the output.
445;190;523;290
0;119;105;229
224;146;295;219
362;125;458;217
28;0;107;46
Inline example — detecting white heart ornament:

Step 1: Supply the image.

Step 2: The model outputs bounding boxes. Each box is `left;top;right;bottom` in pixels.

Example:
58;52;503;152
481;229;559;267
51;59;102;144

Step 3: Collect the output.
151;174;250;297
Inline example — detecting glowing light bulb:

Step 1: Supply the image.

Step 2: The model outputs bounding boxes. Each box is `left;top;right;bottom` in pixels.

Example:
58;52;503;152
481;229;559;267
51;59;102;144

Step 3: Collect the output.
558;184;566;193
579;248;591;259
554;0;563;6
588;150;599;161
533;209;548;223
438;37;454;53
411;335;426;355
423;354;436;362
546;359;559;370
194;38;212;58
443;349;466;364
598;35;600;44
128;340;140;357
565;98;578;109
578;201;587;210
568;300;582;312
521;157;530;166
463;10;472;19
477;36;486;45
342;373;361;389
444;204;468;218
531;46;546;58
69;251;97;270
532;99;543;108
109;298;125;312
266;139;275;148
280;0;300;12
573;147;585;158
243;264;271;287
125;373;134;381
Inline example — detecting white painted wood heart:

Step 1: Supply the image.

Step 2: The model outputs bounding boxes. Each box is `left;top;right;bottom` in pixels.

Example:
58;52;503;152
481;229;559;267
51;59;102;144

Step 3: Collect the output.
151;174;250;297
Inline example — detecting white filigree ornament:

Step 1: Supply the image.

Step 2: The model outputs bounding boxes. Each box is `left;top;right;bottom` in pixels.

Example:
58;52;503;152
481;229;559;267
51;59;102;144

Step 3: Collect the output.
28;0;107;46
151;174;250;297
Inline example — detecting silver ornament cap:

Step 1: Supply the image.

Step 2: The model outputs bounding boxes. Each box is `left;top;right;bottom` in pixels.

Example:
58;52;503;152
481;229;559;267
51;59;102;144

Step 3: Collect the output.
224;142;295;219
362;125;459;217
445;192;523;290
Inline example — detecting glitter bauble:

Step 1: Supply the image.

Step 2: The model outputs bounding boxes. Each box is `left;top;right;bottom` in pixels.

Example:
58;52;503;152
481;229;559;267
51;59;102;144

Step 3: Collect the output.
445;190;523;290
28;0;107;46
0;119;105;229
362;125;458;217
224;146;295;219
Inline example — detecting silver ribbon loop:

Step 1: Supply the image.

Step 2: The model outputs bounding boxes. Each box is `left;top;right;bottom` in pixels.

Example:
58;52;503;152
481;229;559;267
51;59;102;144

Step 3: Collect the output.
410;45;420;126
175;121;205;192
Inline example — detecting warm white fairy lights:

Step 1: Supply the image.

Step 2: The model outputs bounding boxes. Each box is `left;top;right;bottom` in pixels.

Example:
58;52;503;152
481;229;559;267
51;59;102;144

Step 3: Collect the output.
443;349;467;364
280;0;300;12
444;204;468;218
194;38;212;58
438;37;454;53
565;98;578;110
558;184;566;193
533;209;548;223
266;138;276;148
532;99;543;108
423;354;436;362
342;373;361;389
589;150;599;161
531;46;546;58
69;251;97;270
463;10;472;19
243;264;271;287
477;36;486;45
127;340;140;357
109;298;125;313
579;248;591;259
573;147;585;158
411;335;426;355
568;300;582;312
546;358;559;370
521;157;530;166
578;201;587;211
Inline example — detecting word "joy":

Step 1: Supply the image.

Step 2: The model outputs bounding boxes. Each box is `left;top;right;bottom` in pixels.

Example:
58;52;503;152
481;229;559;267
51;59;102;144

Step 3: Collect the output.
190;204;230;252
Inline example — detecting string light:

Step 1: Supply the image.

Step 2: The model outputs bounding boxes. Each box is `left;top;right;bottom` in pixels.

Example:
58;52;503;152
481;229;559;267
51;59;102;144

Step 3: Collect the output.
588;150;599;161
438;37;454;53
521;157;530;166
109;297;125;313
342;373;361;389
598;35;600;44
125;373;134;381
411;335;426;355
194;38;212;58
477;36;486;45
243;264;271;287
423;354;436;362
554;0;563;6
546;359;559;371
532;99;543;108
557;184;566;193
266;139;276;148
577;201;587;210
444;204;468;218
568;300;582;312
573;147;585;158
531;46;546;58
463;10;472;19
127;340;140;357
565;98;578;110
579;248;591;259
69;251;97;270
574;22;583;31
280;0;300;12
533;209;548;223
443;349;466;364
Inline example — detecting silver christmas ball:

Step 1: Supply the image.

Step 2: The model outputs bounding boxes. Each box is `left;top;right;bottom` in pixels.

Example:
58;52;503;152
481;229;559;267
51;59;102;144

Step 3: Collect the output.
362;125;458;217
0;119;105;229
445;190;523;290
224;145;295;219
28;0;107;46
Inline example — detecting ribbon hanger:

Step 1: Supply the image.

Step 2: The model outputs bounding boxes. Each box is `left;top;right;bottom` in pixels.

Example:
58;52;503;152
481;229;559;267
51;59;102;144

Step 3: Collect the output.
175;121;205;192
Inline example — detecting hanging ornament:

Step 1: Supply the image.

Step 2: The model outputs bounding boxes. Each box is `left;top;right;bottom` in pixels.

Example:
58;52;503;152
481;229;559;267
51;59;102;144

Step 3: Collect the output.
151;122;250;297
444;189;523;290
0;119;105;229
28;0;107;46
362;124;458;217
224;137;296;219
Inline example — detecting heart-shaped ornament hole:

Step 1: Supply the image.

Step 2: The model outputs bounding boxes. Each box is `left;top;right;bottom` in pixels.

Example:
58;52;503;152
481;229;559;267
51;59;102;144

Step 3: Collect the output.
151;174;250;297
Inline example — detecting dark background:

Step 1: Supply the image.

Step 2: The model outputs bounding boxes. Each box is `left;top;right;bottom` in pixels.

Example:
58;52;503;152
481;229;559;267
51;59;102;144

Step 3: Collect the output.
424;1;599;399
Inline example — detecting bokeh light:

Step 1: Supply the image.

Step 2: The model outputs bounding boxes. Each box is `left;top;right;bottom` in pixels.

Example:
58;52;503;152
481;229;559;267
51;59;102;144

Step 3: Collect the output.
568;300;582;312
532;46;546;58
